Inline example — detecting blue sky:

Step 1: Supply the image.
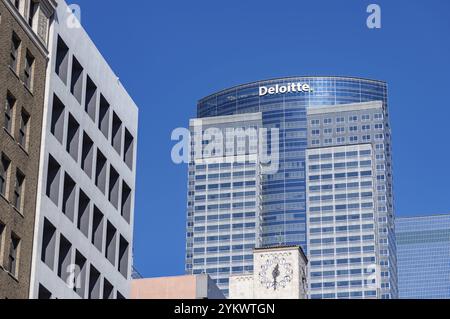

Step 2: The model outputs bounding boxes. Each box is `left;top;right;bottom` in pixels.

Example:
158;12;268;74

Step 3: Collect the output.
74;0;450;278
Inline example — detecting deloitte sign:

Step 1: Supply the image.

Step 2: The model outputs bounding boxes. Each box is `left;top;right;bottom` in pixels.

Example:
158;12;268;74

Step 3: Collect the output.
259;82;313;97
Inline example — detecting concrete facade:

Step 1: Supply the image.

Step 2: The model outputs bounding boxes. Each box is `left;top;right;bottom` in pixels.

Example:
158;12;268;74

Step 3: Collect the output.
131;275;225;299
229;246;308;299
0;0;55;299
28;0;138;299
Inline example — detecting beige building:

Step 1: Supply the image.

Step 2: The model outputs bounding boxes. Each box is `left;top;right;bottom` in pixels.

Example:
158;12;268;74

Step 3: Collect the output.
0;0;55;299
131;274;225;299
229;246;308;299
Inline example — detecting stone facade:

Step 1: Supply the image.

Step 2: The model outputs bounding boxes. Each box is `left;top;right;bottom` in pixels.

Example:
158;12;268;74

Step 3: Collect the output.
0;0;53;299
229;246;308;299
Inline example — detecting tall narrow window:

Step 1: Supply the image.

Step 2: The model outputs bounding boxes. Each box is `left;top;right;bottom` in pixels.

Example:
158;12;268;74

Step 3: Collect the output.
88;265;101;299
28;0;38;27
95;150;107;194
121;181;131;223
77;190;90;238
46;155;61;206
66;114;80;161
81;132;94;178
57;235;72;283
62;173;76;222
118;236;129;278
0;154;11;198
50;94;65;144
24;50;35;90
19;110;30;150
108;166;119;209
4;92;16;133
98;95;110;139
13;170;25;211
105;221;117;266
55;36;69;84
70;56;84;104
103;279;114;299
0;222;5;266
74;251;87;297
8;234;20;277
14;0;21;10
85;76;97;122
92;206;104;252
123;129;134;170
41;218;56;270
10;33;21;73
111;113;122;155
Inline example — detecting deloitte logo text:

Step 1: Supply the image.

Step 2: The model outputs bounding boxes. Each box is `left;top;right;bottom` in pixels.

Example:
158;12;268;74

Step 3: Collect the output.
259;83;313;97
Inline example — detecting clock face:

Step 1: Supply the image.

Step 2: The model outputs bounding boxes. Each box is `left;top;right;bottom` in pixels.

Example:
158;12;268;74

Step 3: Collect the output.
258;255;293;291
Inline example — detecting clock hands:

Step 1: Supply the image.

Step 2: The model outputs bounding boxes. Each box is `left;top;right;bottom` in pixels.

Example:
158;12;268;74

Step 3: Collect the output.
272;264;280;291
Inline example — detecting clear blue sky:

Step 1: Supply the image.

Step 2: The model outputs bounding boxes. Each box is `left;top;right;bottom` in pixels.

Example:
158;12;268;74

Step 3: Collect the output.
74;0;450;278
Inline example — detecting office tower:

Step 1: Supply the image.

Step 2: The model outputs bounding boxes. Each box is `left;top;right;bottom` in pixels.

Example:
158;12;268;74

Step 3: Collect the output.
306;100;396;299
187;113;263;295
186;77;397;298
28;0;138;299
397;214;450;299
0;0;55;299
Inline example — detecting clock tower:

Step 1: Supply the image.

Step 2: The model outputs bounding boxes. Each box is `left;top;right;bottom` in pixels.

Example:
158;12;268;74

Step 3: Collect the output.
229;246;308;299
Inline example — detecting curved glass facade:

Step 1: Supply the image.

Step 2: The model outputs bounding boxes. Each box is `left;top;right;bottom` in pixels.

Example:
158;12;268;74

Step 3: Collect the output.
187;76;397;298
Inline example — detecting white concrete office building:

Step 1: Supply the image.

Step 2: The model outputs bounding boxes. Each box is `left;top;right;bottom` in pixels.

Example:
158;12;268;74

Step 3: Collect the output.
29;0;138;299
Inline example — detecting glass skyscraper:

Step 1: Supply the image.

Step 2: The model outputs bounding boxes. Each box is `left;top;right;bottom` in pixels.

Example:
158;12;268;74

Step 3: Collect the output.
397;214;450;299
185;77;397;298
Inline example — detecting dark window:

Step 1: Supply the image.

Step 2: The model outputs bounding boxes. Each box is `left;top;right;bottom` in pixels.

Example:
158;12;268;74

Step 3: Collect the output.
10;33;21;72
77;190;90;238
46;155;61;205
118;236;129;278
105;221;117;266
57;235;72;283
74;251;87;297
0;154;11;197
91;206;104;252
108;166;119;209
66;114;80;161
81;132;94;178
121;181;131;223
18;110;30;149
70;56;83;104
8;234;20;277
62;173;76;221
4;92;16;133
123;129;134;169
98;95;110;138
55;36;69;83
103;278;114;299
13;169;25;211
41;218;56;270
28;0;38;27
111;113;122;154
88;265;101;299
38;284;52;299
24;50;35;89
85;76;97;122
50;94;65;144
95;150;107;194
